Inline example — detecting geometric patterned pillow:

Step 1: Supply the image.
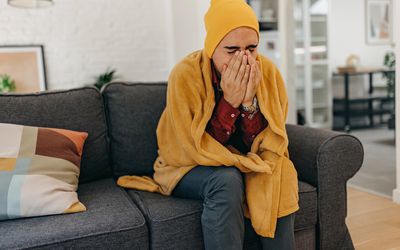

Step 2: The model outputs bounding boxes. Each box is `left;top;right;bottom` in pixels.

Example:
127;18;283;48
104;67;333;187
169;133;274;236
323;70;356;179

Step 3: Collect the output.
0;122;88;221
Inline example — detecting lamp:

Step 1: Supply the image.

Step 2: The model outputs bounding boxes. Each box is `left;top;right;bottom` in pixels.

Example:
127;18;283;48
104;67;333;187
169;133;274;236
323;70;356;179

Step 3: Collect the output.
8;0;54;8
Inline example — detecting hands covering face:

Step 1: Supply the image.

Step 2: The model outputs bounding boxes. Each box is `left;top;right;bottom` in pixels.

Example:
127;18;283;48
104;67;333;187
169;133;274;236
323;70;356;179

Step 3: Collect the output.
220;50;261;108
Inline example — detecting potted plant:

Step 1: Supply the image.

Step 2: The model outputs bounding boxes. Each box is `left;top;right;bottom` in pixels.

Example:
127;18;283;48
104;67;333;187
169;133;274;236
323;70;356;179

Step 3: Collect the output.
0;74;16;93
383;51;395;97
383;52;396;129
93;68;117;90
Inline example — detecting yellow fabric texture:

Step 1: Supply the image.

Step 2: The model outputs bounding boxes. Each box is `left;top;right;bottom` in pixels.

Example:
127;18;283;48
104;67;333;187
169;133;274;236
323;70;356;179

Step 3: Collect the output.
204;0;259;58
64;202;87;214
117;50;299;238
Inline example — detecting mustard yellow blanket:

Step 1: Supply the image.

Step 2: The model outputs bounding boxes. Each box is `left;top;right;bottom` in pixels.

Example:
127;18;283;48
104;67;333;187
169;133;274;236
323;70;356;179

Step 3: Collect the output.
118;50;299;238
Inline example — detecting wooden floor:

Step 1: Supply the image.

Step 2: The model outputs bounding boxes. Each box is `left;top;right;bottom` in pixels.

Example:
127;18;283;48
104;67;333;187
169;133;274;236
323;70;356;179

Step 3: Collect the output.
347;187;400;250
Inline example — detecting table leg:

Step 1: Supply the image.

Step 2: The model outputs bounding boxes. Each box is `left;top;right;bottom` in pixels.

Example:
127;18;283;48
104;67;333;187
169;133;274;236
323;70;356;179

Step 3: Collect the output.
368;73;374;127
344;74;350;132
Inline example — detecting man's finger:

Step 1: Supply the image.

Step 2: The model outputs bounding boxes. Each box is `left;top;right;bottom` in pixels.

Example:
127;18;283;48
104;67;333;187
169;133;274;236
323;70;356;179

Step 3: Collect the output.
229;51;242;79
247;52;256;66
226;51;239;77
255;61;261;86
236;55;248;83
222;64;227;74
241;64;251;87
221;64;228;80
256;61;260;72
249;64;256;87
220;65;228;90
231;51;245;79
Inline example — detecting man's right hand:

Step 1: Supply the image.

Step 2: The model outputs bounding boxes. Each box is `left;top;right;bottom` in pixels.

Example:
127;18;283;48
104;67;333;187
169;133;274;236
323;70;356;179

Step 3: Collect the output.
220;51;250;108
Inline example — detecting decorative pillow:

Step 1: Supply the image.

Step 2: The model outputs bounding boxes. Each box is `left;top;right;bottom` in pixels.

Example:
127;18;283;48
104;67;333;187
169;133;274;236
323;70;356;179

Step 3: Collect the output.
0;122;88;220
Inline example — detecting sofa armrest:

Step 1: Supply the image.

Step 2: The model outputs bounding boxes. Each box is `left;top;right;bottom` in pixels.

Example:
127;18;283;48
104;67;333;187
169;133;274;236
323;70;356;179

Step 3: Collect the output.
286;124;364;250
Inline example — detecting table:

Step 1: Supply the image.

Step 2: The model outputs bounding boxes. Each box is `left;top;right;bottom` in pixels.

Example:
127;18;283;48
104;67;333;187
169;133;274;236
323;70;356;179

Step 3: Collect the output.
333;67;395;132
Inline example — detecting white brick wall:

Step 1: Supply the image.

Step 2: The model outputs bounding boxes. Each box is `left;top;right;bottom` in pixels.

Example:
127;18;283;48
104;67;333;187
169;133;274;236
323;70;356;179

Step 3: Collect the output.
0;0;173;90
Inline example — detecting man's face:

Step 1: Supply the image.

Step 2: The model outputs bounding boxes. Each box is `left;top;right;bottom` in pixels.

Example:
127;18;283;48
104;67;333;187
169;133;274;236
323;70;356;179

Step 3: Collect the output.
212;27;259;75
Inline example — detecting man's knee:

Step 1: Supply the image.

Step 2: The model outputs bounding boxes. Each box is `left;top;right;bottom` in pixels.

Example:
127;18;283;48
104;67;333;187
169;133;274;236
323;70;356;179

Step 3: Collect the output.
203;167;244;202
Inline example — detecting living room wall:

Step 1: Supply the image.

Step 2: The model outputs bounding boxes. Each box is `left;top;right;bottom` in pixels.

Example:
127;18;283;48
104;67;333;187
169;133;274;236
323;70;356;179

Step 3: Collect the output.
330;0;393;68
0;0;173;90
329;0;394;98
169;0;208;64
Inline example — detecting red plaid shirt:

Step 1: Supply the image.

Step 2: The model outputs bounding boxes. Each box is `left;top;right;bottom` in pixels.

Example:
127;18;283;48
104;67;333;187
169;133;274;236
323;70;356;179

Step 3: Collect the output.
206;62;268;152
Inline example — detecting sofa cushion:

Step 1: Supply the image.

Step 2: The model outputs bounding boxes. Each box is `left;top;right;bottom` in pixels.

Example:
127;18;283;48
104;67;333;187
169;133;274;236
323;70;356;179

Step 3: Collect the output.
0;87;111;183
102;82;167;177
128;189;204;250
296;181;317;230
0;178;148;250
0;123;88;221
126;180;317;249
295;227;316;250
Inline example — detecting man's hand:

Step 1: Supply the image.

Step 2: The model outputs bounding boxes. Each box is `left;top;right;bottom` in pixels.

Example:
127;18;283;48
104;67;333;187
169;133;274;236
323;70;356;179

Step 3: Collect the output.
220;51;250;108
242;50;261;107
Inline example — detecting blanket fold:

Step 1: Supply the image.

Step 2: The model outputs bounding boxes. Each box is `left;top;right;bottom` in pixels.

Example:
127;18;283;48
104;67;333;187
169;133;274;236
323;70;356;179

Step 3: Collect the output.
117;50;299;237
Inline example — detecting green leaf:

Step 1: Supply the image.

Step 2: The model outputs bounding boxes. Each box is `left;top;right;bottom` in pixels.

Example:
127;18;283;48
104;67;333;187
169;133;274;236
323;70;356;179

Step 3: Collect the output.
94;68;117;90
383;52;395;97
0;74;16;93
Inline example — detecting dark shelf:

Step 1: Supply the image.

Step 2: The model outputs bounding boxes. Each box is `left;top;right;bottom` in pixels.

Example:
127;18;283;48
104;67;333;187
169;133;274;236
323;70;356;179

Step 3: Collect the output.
259;21;277;31
334;109;392;117
334;96;394;103
333;68;395;76
332;69;396;131
333;123;389;131
334;96;394;116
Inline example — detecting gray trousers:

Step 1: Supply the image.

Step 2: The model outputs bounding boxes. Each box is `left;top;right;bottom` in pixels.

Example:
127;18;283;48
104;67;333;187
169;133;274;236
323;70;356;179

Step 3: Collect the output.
172;166;295;250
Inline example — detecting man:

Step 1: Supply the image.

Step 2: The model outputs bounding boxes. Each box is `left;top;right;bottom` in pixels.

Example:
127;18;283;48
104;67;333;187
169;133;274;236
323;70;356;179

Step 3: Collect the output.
118;0;299;249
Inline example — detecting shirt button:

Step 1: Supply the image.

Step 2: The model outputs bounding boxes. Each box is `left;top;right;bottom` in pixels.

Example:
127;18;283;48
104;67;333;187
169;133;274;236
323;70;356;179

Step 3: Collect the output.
241;113;245;118
231;113;235;118
251;135;255;138
226;131;231;135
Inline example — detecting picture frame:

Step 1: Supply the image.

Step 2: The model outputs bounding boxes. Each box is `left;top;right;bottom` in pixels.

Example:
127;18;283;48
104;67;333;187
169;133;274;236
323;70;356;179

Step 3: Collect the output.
0;45;47;93
365;0;392;45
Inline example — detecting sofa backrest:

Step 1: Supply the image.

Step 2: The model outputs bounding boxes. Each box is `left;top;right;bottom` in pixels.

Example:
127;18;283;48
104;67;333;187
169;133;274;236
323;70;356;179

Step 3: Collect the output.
101;82;167;177
0;87;112;183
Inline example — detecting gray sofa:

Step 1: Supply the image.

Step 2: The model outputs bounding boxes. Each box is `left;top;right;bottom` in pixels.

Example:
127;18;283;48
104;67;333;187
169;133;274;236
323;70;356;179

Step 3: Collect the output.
0;82;363;250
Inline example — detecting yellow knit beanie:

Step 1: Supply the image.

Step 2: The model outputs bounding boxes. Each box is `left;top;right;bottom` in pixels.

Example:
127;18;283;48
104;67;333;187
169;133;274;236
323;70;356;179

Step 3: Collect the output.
204;0;260;58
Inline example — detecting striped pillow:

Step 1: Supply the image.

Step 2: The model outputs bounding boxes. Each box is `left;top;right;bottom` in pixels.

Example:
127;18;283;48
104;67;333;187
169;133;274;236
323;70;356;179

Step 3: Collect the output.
0;122;88;220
